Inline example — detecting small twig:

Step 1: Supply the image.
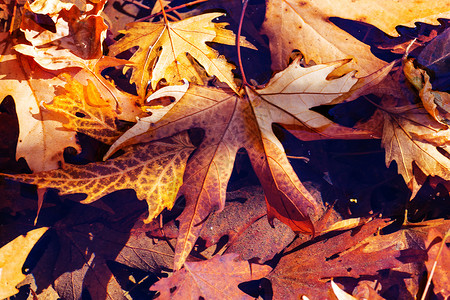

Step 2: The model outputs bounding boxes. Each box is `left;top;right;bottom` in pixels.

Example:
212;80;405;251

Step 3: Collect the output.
237;0;249;87
136;0;209;22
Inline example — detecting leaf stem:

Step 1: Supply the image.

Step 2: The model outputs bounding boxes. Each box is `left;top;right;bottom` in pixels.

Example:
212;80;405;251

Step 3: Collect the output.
237;0;249;87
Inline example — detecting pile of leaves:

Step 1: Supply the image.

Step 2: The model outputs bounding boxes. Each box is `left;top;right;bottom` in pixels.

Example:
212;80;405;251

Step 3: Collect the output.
0;0;449;299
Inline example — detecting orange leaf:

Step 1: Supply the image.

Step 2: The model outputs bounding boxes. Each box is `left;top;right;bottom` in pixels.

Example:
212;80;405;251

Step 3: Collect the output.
44;74;123;144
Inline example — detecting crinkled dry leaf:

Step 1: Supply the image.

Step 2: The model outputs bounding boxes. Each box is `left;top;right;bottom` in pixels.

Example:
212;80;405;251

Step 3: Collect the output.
150;253;272;299
377;98;450;197
109;12;255;96
3;132;195;223
262;0;450;74
403;58;450;124
0;227;48;299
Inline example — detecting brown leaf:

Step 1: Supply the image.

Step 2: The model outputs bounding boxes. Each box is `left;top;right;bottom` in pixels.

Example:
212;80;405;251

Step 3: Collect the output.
403;58;450;124
150;253;272;299
267;219;415;299
200;186;296;263
3;132;195;223
0;227;48;299
262;0;450;75
424;228;450;299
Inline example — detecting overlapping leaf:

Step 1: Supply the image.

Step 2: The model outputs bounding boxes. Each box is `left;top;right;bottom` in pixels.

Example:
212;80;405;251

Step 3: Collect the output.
3;132;195;223
105;59;387;270
150;253;272;299
262;0;450;75
109;12;255;96
44;74;122;144
267;219;420;299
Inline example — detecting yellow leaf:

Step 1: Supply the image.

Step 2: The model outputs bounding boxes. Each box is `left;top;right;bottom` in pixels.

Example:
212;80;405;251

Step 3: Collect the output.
0;34;80;172
3;132;195;223
0;227;48;299
109;12;255;96
45;75;123;145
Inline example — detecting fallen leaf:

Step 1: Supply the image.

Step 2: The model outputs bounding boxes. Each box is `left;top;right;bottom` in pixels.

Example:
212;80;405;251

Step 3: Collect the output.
267;219;418;299
0;227;48;299
262;0;450;74
16;2;142;122
3;132;195;223
403;58;450;124
150;253;272;299
199;186;296;263
105;59;383;270
378;98;450;197
424;228;450;299
0;34;80;172
109;12;255;96
44;74;123;144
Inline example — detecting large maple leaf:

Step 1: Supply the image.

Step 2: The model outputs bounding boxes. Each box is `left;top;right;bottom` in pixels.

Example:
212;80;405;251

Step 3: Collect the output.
3;132;195;223
108;12;255;96
105;59;381;269
262;0;450;75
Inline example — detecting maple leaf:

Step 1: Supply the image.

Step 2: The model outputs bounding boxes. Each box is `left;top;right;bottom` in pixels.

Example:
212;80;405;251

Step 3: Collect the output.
262;0;450;75
267;219;419;299
104;58;385;270
0;34;80;172
3;132;195;223
0;227;48;299
150;253;272;299
43;74;124;144
360;98;450;197
109;12;255;96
